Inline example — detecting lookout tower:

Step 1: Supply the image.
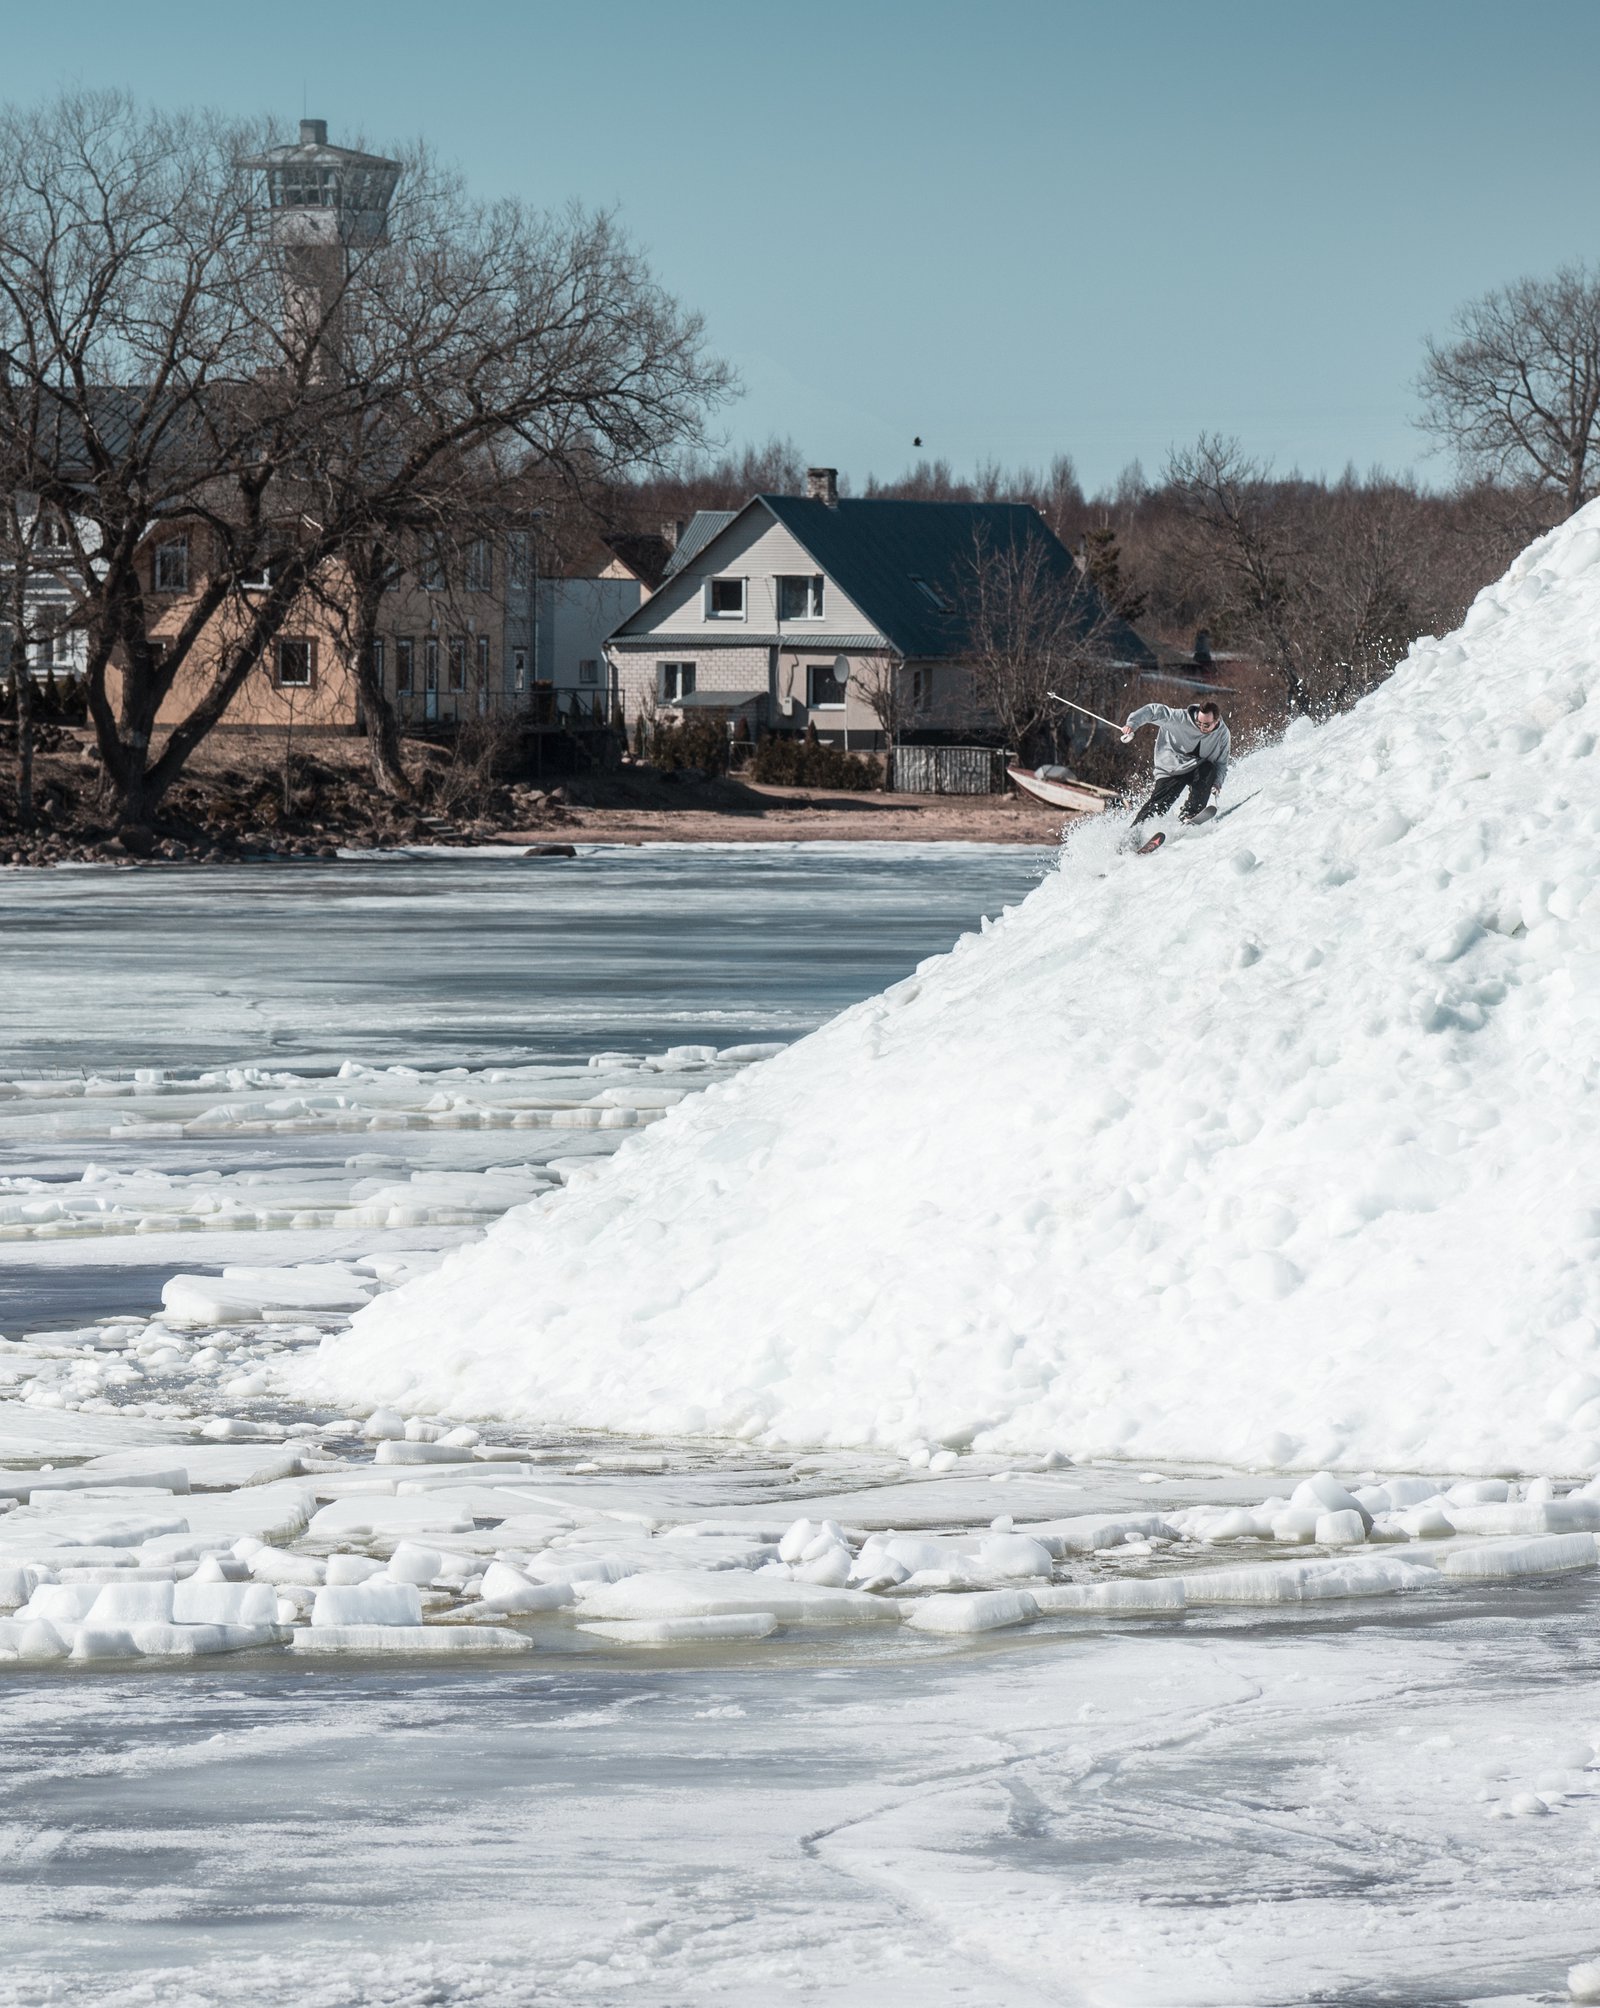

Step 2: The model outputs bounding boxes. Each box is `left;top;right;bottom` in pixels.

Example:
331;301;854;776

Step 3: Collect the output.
242;119;401;369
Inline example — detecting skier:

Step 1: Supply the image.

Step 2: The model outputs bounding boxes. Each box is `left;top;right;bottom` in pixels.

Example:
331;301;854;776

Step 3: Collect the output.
1122;698;1230;830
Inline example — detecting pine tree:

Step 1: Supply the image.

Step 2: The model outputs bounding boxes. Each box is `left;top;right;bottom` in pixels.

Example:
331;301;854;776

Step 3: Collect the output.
1082;526;1148;625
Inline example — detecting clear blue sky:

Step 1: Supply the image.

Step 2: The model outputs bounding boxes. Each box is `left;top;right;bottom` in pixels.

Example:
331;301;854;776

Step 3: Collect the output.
6;0;1597;493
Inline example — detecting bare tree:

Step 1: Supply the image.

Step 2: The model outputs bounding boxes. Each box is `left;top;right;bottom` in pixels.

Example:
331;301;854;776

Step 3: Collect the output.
956;522;1129;762
853;649;907;783
1163;436;1489;718
1419;267;1600;518
0;92;730;826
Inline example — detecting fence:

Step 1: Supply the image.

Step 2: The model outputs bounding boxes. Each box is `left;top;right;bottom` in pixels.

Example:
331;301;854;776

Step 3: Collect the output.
890;744;1009;795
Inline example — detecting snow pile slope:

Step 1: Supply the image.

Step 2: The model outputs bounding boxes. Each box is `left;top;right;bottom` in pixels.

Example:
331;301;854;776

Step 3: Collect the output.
299;507;1600;1474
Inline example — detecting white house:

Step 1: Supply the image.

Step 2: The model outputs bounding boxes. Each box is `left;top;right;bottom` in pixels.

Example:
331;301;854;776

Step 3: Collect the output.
604;468;1153;745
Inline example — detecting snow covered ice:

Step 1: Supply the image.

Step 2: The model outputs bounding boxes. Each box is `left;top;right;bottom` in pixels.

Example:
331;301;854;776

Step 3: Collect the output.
306;504;1600;1477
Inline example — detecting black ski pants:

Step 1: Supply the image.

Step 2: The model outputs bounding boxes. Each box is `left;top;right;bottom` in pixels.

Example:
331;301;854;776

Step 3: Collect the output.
1131;758;1221;827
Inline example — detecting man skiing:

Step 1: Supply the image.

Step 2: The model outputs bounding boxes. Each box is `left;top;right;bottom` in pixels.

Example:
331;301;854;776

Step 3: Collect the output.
1122;699;1230;830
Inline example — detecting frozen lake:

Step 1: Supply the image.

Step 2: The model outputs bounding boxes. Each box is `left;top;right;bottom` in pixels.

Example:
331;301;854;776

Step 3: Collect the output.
0;844;1056;1073
2;845;1598;2006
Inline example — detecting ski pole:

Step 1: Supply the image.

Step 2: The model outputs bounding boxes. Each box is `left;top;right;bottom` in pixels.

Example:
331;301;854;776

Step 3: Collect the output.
1047;690;1124;733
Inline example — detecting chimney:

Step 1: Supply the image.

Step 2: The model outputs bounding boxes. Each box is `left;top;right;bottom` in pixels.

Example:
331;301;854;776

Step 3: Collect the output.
300;119;329;145
660;519;683;551
806;467;839;507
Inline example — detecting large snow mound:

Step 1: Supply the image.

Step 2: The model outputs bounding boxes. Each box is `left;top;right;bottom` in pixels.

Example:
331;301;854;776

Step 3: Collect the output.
299;507;1600;1474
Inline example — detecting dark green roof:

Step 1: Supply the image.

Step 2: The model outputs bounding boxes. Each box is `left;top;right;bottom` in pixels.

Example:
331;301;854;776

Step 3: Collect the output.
757;495;1153;663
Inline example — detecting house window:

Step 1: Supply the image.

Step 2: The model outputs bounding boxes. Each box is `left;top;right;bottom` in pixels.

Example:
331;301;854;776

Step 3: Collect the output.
50;630;76;668
706;577;744;619
579;659;599;685
424;637;440;691
476;635;491;681
395;638;414;694
448;637;468;692
910;575;954;613
465;539;492;592
507;533;531;590
35;513;68;552
912;666;933;713
658;661;695;701
275;638;314;687
807;659;847;709
240;553;274;591
419;541;445;592
512;646;528;692
369;637;385;686
154;536;190;593
778;574;824;621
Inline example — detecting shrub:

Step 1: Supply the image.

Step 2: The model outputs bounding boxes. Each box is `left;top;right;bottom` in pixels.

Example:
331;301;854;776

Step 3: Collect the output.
750;735;880;790
645;710;731;776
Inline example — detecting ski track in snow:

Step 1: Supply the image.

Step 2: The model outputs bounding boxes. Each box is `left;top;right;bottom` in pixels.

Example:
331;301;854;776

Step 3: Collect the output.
0;1610;1597;2005
301;503;1600;1477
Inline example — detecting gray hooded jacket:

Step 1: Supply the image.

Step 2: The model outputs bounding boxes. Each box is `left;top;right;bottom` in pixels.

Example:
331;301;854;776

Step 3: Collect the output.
1126;702;1230;790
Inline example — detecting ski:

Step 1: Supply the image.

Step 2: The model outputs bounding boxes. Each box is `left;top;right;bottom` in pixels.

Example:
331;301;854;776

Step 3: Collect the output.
1178;789;1261;834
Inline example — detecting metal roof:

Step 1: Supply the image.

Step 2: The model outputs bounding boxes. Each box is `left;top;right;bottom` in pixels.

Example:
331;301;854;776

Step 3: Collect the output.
668;688;767;709
616;496;1155;665
761;496;1154;663
661;511;738;579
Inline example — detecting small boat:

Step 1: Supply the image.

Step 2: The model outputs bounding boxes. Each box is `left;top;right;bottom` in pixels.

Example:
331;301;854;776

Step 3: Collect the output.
1006;766;1117;814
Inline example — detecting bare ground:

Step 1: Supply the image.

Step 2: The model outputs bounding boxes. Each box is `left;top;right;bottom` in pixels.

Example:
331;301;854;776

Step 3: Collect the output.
0;729;1076;863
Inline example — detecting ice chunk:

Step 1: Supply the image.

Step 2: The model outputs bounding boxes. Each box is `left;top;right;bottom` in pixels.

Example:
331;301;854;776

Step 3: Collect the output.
310;1581;424;1627
126;1622;281;1657
974;1533;1054;1578
580;1613;777;1644
1442;1533;1598;1580
248;1550;326;1587
1315;1510;1367;1546
1033;1578;1186;1614
573;1571;897;1625
19;1584;99;1623
324;1555;386;1586
1182;1558;1440;1604
171;1581;278;1625
288;1624;532;1653
386;1541;445;1584
83;1580;176;1625
0;1617;68;1661
902;1589;1039;1633
478;1561;573;1613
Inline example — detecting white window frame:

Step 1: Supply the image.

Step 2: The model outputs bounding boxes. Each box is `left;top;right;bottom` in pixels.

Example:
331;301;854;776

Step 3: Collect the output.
512;646;528;692
395;638;415;694
806;660;847;711
465;538;493;593
275;637;314;688
658;661;696;702
704;577;746;621
912;666;933;713
777;574;825;622
154;535;190;594
507;533;531;591
578;659;600;686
